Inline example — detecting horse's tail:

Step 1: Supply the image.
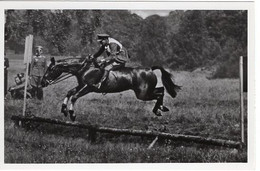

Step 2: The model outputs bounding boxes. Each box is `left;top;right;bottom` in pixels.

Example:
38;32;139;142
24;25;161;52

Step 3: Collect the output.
151;66;181;98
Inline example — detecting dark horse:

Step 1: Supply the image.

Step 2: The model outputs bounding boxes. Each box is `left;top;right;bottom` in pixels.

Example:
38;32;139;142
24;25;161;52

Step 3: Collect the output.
41;57;181;121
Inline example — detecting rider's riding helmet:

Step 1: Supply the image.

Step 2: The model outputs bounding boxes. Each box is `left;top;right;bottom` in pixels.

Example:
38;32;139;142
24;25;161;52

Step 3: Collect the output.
97;34;110;42
35;46;43;56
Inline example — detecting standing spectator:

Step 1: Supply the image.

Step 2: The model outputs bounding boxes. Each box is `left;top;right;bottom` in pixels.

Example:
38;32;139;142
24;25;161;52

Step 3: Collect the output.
30;46;47;100
4;53;9;99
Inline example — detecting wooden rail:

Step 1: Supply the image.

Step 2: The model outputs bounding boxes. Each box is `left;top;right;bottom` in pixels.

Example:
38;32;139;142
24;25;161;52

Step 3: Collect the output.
11;115;242;148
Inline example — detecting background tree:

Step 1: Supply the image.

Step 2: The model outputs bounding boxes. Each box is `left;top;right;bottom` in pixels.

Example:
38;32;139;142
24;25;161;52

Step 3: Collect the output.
5;10;28;53
136;15;168;67
4;10;247;78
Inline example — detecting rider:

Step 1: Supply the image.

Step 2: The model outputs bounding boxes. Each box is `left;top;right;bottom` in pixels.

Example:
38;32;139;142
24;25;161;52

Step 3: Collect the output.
88;34;129;89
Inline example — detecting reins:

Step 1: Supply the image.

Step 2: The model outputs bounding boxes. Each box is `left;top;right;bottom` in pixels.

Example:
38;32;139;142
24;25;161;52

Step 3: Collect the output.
49;73;74;85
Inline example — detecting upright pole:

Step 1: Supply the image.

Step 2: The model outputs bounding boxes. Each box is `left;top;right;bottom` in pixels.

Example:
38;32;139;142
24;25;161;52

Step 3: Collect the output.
239;56;244;143
22;35;33;117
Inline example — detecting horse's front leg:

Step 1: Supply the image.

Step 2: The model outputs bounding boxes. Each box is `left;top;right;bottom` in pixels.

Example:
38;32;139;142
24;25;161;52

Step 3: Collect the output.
69;85;92;121
62;86;81;117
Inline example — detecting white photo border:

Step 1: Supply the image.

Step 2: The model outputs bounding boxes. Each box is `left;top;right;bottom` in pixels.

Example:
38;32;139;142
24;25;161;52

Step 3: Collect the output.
0;1;255;170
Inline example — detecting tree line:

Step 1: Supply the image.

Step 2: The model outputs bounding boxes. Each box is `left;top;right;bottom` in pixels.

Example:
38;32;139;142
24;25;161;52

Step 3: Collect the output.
5;10;247;78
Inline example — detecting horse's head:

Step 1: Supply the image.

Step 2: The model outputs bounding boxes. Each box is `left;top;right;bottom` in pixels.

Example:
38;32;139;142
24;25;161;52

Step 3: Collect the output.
41;57;63;87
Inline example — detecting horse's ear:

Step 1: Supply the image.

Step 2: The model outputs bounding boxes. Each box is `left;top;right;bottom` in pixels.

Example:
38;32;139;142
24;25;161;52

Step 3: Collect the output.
51;57;55;65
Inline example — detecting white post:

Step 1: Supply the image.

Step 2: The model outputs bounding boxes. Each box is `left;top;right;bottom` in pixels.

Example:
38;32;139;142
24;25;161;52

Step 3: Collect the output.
22;35;33;117
239;56;244;143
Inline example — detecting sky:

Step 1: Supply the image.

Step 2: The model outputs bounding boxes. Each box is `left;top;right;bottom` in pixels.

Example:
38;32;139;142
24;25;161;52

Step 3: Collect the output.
130;10;172;19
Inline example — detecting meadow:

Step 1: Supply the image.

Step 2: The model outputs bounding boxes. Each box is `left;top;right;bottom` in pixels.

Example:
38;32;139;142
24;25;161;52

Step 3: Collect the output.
4;55;247;163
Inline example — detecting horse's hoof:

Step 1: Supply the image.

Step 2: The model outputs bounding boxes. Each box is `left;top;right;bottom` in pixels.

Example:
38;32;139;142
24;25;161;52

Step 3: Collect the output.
69;110;76;121
159;105;169;112
63;111;68;117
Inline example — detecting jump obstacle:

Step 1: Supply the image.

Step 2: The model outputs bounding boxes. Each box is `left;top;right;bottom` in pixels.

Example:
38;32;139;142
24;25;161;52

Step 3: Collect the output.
11;115;242;148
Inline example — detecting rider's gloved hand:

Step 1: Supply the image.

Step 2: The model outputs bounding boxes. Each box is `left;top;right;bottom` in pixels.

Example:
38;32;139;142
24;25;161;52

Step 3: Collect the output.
89;54;94;60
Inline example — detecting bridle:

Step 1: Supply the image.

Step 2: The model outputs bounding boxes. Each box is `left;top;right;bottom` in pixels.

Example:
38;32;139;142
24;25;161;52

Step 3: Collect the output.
44;57;97;85
44;61;75;85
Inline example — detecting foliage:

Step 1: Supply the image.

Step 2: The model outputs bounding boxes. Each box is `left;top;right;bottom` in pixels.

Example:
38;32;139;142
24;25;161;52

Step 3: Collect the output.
4;10;247;78
5;10;28;53
26;10;73;54
75;10;102;46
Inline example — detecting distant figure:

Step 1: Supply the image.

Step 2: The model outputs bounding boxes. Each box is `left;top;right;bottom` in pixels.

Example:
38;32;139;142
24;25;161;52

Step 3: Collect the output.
4;53;9;99
81;34;129;89
8;73;33;99
15;73;25;86
30;46;47;100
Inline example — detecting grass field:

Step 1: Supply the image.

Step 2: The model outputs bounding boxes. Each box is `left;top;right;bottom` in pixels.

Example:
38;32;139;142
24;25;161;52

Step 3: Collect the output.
4;54;247;163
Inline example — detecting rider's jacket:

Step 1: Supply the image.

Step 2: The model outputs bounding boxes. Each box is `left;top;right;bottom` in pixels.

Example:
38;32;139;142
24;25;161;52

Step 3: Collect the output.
93;37;129;64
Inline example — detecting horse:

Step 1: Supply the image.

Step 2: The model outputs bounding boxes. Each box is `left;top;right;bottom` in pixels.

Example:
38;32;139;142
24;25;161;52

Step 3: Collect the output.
41;57;181;121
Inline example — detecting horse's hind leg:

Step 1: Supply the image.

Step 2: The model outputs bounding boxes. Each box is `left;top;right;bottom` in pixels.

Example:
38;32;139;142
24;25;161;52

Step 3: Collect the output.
152;87;169;116
156;87;169;112
135;86;168;116
62;86;81;117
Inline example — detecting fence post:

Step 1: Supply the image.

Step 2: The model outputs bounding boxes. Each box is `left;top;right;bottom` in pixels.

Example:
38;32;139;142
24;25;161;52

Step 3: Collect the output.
22;35;33;118
239;56;244;143
88;127;97;143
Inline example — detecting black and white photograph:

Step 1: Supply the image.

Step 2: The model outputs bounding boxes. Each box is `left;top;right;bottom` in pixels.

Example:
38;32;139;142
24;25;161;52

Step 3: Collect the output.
1;0;257;170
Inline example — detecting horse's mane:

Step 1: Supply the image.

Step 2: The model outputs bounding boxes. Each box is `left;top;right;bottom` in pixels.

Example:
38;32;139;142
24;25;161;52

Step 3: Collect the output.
56;57;85;64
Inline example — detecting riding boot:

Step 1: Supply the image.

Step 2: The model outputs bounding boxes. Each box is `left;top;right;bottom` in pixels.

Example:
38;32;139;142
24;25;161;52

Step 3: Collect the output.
93;70;109;89
78;62;87;73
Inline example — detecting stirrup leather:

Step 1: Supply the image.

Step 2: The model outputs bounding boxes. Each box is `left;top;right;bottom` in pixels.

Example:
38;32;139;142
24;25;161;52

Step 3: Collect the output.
93;70;109;89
